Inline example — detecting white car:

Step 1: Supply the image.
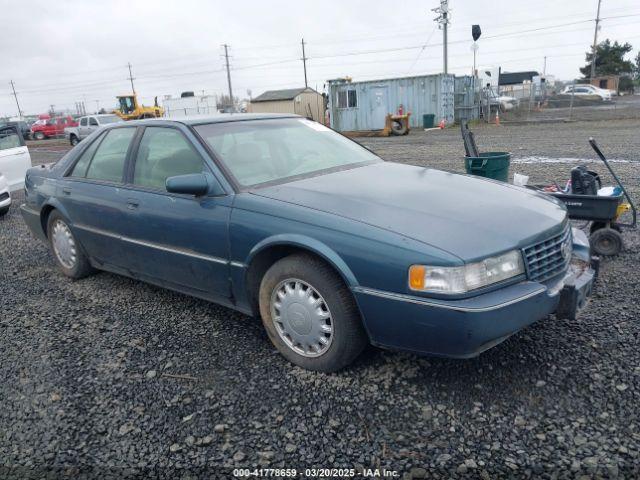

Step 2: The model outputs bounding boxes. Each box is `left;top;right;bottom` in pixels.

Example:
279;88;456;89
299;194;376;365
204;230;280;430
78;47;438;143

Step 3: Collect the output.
0;124;32;216
562;84;612;101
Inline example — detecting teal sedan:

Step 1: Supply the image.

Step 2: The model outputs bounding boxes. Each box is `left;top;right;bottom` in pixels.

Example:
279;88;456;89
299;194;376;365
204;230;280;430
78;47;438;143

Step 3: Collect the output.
21;114;596;371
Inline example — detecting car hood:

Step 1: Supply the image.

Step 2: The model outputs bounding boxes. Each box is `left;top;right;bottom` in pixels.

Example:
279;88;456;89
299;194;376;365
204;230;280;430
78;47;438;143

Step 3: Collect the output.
252;162;567;261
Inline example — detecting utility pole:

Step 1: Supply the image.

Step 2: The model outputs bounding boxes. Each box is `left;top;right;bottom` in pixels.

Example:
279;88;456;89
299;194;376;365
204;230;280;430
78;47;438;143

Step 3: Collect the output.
127;62;136;95
590;0;602;80
543;56;547;75
432;0;451;74
222;44;234;111
301;38;308;88
9;80;23;118
95;99;100;113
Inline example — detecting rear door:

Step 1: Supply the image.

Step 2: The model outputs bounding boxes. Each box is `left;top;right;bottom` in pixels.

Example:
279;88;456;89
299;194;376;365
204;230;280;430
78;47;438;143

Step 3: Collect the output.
0;125;32;191
59;127;138;269
87;116;99;136
78;117;89;138
121;125;232;297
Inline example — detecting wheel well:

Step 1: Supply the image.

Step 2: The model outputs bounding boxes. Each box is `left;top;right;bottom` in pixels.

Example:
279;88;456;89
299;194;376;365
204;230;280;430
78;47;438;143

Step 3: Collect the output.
40;205;56;238
245;245;351;316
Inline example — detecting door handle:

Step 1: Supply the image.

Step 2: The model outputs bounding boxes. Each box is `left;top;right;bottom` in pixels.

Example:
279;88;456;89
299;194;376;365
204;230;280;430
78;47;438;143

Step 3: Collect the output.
62;188;71;195
126;200;139;210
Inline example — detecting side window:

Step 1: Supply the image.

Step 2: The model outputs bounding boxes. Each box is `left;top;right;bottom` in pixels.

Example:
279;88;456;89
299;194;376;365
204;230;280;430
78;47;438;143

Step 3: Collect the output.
85;128;135;183
0;127;21;151
80;118;88;127
133;127;204;190
89;117;99;126
347;89;357;108
70;132;105;177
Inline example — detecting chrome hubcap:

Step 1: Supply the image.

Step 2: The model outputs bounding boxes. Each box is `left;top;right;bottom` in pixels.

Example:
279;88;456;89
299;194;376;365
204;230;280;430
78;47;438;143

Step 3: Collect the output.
271;279;333;358
52;220;77;269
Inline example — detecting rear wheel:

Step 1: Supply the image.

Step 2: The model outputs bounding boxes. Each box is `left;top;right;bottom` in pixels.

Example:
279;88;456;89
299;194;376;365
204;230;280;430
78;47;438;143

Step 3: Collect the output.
258;253;367;372
47;211;94;279
590;227;623;256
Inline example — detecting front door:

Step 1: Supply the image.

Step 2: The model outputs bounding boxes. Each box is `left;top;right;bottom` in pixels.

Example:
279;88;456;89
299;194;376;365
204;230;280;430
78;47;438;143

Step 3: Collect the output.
0;125;32;191
122;125;231;297
370;86;388;130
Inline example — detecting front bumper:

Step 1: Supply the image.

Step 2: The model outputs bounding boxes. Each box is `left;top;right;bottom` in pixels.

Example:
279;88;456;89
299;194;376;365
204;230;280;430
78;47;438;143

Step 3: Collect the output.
353;261;596;359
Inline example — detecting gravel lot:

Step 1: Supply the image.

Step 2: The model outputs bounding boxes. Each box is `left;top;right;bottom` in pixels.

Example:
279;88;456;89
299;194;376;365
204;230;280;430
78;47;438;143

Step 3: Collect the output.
1;119;639;478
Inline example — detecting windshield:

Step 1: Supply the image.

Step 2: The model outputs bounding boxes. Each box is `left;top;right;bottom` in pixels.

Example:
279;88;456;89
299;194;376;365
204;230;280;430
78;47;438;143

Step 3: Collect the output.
194;118;381;187
98;115;121;124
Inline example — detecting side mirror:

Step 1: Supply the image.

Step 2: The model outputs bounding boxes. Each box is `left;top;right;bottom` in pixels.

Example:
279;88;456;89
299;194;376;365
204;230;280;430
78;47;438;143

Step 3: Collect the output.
165;173;225;197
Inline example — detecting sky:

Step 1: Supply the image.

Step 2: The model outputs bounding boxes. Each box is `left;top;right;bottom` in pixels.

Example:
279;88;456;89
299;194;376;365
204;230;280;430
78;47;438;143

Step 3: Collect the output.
1;0;639;117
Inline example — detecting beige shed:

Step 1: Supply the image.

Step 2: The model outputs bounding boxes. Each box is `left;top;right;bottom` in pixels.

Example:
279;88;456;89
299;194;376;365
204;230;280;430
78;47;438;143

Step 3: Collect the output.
248;87;325;123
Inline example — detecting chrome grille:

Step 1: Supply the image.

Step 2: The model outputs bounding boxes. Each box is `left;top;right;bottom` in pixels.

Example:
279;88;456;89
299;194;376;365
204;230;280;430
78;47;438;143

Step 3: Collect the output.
0;192;9;201
524;225;572;283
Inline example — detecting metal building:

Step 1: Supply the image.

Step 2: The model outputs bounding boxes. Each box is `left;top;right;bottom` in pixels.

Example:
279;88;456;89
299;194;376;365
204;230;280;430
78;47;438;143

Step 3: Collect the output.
327;74;476;133
248;87;325;122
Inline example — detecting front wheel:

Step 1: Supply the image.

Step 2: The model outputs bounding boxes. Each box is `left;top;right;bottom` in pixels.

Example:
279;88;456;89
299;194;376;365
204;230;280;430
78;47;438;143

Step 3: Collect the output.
47;211;94;279
33;131;45;140
258;253;368;372
70;135;79;146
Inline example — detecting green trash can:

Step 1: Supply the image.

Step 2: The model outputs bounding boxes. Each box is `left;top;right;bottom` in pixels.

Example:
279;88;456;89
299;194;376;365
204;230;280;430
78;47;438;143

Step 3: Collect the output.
422;114;435;129
464;152;511;182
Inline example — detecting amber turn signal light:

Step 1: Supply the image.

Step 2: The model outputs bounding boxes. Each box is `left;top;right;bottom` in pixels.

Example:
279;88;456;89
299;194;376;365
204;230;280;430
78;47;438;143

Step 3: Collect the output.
408;265;426;290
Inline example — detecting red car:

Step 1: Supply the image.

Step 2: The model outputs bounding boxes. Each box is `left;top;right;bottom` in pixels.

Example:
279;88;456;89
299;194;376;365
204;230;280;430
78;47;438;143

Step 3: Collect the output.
31;116;77;140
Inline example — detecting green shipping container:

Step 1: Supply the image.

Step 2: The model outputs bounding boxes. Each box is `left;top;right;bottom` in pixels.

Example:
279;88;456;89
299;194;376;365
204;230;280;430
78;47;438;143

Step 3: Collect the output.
464;152;511;182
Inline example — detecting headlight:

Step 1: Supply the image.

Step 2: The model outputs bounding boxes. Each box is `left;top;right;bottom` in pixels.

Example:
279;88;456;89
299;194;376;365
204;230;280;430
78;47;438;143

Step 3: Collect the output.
409;250;525;294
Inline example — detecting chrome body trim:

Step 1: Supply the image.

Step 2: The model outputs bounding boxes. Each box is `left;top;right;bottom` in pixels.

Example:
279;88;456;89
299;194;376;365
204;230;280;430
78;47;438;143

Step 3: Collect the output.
352;285;547;313
74;223;228;265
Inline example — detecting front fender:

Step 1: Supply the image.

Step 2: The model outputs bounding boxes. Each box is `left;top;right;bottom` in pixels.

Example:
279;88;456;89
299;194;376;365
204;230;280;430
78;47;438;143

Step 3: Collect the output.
246;233;359;287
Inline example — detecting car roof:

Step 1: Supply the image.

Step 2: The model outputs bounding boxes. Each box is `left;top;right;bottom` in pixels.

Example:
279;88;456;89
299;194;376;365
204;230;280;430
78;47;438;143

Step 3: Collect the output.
114;113;301;128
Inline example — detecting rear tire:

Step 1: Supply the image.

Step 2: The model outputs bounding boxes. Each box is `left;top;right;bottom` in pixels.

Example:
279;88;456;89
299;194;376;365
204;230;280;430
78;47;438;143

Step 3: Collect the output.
258;253;367;372
47;211;94;279
590;227;623;256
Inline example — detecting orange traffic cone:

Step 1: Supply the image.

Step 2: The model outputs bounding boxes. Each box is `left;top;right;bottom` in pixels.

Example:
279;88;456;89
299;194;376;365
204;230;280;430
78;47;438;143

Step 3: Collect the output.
495;111;501;126
439;119;445;129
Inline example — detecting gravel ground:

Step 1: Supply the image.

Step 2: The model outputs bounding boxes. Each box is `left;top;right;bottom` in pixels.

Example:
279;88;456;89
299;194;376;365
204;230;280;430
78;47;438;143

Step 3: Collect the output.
1;119;639;478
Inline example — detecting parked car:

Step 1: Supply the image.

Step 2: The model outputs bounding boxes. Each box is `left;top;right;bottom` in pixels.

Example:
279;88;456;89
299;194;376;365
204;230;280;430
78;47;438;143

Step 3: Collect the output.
0;124;32;216
561;84;612;101
31;116;78;140
20;114;595;371
1;120;32;140
65;114;123;145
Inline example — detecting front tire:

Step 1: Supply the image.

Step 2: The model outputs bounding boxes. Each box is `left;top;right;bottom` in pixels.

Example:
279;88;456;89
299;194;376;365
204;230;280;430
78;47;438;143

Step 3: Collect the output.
0;205;9;217
33;131;45;140
70;135;79;146
258;253;367;372
47;211;94;279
